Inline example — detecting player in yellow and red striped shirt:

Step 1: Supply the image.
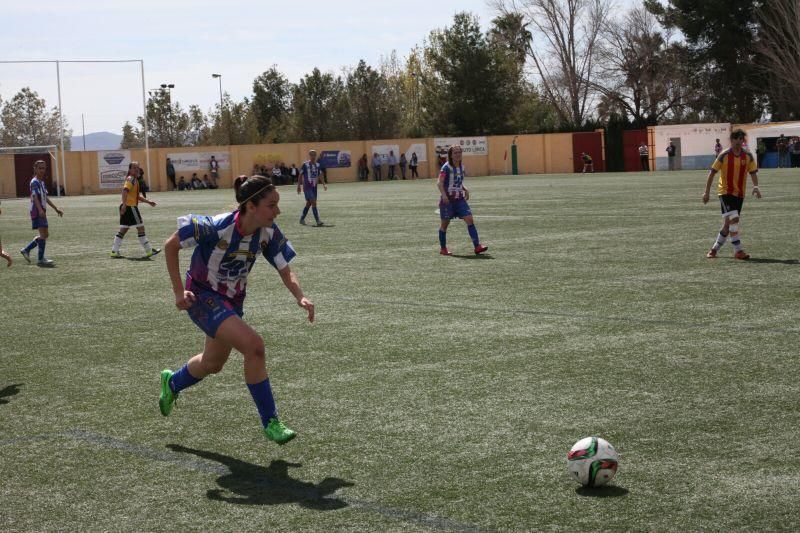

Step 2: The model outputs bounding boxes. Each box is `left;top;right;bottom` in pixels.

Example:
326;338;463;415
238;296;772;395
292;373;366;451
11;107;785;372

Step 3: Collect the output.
702;129;761;260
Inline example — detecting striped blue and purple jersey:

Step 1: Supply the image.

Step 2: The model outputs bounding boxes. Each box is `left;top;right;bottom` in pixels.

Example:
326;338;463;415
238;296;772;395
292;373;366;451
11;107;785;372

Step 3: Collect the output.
301;160;322;191
177;211;296;306
29;177;47;219
439;163;466;200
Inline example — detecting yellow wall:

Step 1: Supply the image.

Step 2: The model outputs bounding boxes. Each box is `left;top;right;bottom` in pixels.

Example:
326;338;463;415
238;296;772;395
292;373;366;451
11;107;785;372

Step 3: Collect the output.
0;155;14;197
0;133;588;198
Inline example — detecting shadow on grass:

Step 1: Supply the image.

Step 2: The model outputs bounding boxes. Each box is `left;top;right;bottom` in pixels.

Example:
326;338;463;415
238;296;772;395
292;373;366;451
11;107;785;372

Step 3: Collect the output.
0;383;23;405
451;253;494;260
575;485;629;498
746;258;799;265
124;256;156;262
167;444;354;509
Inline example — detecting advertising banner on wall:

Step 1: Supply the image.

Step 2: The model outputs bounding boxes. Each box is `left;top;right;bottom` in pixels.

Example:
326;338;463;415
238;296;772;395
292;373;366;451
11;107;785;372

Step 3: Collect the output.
167;152;231;172
319;150;352;168
370;144;400;163
98;150;131;189
405;143;427;163
433;137;488;162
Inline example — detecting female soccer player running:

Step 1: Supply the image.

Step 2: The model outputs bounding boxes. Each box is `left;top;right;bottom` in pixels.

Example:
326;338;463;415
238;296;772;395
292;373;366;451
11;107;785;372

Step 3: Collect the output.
159;175;314;445
20;160;63;267
437;145;488;256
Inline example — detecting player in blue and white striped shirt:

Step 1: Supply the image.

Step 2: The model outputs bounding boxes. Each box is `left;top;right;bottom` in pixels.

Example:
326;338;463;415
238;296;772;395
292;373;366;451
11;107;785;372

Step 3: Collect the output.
297;149;328;226
159;175;315;445
20;160;63;267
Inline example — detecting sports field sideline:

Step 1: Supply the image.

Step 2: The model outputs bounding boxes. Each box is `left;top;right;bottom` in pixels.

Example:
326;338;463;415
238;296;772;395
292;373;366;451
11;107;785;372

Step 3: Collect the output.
1;170;798;530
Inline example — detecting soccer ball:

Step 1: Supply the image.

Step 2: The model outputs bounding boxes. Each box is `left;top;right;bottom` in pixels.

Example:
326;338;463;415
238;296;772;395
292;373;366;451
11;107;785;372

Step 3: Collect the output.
567;436;619;487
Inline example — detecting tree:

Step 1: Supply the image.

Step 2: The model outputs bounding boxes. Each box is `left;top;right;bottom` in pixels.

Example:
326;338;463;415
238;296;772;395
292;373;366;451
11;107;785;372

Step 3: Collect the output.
343;59;398;140
136;89;191;148
187;104;210;146
594;7;691;126
206;94;259;146
644;0;764;122
120;121;142;149
0;87;71;149
422;12;522;135
252;66;292;142
289;68;347;142
494;0;612;128
753;0;800;120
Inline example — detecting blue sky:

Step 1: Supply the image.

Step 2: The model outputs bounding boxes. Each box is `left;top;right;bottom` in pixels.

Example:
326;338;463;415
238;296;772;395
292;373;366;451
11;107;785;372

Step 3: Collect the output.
1;0;637;137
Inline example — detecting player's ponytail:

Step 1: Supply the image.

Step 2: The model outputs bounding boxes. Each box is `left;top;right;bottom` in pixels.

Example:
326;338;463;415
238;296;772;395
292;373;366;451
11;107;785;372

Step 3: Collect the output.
236;174;275;214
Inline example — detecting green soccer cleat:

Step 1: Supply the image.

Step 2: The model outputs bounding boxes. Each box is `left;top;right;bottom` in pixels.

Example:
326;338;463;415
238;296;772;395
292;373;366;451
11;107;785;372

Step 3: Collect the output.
110;251;123;258
159;369;178;416
146;248;161;258
264;418;296;445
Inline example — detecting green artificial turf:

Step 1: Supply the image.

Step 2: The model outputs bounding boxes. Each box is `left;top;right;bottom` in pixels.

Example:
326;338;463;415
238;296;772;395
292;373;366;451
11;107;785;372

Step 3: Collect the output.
1;170;798;530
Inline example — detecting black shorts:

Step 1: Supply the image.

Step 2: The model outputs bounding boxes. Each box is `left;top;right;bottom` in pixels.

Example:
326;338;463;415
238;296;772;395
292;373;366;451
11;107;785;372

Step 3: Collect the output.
120;205;143;227
718;195;743;216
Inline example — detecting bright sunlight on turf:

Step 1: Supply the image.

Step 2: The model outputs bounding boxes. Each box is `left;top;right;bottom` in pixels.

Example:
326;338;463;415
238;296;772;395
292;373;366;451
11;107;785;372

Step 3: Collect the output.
1;170;798;530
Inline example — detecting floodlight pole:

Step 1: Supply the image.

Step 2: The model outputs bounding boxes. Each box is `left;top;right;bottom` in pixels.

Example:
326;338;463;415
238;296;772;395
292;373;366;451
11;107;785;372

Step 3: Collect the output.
140;60;151;189
55;61;67;196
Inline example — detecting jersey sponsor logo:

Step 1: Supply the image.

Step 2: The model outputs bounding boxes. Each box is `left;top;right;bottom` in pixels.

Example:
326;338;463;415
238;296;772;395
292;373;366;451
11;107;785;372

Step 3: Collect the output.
216;239;228;250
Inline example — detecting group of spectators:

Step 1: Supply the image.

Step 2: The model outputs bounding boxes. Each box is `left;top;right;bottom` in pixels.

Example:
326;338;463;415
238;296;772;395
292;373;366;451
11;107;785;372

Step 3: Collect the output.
358;151;419;181
774;134;800;168
166;156;220;191
252;163;301;186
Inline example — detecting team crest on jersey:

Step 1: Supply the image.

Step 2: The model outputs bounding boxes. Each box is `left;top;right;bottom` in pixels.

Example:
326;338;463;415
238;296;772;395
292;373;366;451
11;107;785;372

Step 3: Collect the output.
216;239;228;250
205;297;218;310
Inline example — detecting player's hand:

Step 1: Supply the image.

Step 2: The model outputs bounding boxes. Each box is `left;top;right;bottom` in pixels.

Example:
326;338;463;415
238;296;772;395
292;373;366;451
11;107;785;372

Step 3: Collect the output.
701;192;709;204
298;297;314;323
752;186;761;199
120;205;126;215
175;290;196;310
149;200;157;207
323;184;328;191
464;189;470;201
296;187;301;195
441;195;450;204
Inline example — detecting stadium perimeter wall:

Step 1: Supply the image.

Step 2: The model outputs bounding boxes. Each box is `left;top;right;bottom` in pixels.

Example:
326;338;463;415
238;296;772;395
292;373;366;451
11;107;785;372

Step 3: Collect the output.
0;133;575;197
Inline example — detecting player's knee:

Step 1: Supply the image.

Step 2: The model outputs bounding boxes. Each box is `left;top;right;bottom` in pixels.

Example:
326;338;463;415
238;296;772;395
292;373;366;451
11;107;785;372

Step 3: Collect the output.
245;337;266;361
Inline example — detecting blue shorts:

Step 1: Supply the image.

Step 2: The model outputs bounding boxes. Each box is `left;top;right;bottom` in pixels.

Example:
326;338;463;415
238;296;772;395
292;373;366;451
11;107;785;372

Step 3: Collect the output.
31;217;48;229
187;287;244;338
439;198;472;220
304;188;318;201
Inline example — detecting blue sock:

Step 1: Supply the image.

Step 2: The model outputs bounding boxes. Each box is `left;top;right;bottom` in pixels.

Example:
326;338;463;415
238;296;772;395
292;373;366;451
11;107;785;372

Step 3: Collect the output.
312;206;320;222
467;224;480;247
37;239;46;261
169;364;202;393
24;239;38;253
438;229;447;249
247;378;278;427
301;205;310;220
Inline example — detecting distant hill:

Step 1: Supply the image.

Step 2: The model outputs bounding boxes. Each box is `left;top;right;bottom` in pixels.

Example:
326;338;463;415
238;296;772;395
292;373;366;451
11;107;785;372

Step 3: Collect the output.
70;131;122;151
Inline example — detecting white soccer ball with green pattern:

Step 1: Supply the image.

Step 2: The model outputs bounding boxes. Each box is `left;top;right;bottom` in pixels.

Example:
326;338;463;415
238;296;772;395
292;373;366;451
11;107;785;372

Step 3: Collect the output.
567;436;619;487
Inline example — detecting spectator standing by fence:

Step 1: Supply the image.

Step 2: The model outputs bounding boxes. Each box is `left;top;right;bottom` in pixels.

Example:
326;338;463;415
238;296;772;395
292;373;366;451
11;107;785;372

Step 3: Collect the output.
639;142;650;171
167;158;177;190
410;152;419;179
666;142;677;170
372;153;382;181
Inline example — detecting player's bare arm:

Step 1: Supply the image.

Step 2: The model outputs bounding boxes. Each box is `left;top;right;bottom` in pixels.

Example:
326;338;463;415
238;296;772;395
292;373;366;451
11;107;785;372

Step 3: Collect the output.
702;169;717;204
164;232;195;310
278;266;314;323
